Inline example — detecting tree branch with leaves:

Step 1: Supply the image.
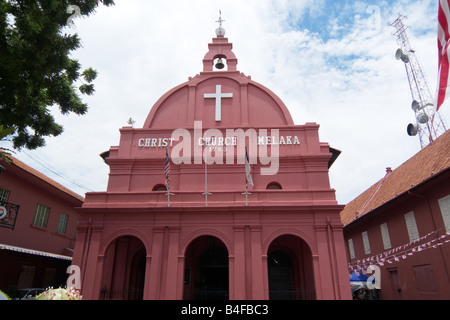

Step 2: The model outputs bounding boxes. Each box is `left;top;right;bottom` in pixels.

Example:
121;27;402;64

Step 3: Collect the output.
0;0;114;151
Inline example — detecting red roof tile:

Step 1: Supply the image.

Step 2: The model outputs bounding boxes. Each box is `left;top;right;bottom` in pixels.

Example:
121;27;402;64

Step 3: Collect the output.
340;129;450;226
2;154;85;203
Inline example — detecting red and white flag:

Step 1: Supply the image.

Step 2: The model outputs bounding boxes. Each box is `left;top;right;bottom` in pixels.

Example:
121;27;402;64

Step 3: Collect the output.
437;0;450;111
164;148;170;188
245;147;254;186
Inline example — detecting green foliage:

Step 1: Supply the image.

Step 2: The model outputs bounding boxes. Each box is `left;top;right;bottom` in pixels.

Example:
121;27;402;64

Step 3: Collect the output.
0;0;114;150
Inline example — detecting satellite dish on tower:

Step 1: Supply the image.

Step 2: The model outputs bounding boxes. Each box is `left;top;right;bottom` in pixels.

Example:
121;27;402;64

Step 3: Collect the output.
407;123;418;136
416;113;429;124
395;48;410;63
411;100;420;111
391;15;447;148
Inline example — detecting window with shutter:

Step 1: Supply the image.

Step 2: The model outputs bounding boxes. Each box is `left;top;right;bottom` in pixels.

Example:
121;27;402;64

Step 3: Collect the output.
404;211;420;242
0;188;9;203
348;239;355;259
438;194;450;233
380;223;392;249
32;204;50;228
362;231;371;254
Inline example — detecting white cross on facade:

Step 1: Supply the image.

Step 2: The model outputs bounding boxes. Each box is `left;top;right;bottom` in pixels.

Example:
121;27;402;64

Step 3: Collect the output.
204;85;233;121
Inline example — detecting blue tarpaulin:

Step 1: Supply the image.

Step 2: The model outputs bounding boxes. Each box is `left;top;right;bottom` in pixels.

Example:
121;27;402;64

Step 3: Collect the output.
349;271;369;282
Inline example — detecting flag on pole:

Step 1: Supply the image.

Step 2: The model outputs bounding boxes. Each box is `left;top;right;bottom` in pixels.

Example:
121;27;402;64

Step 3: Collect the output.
436;0;450;111
245;146;254;186
164;148;170;188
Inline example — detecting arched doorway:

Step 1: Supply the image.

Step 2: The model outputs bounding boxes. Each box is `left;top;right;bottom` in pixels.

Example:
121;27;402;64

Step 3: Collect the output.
183;235;229;300
267;235;315;300
99;236;146;300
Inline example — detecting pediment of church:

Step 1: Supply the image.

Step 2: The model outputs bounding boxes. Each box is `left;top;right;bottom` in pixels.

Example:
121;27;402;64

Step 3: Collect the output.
144;36;294;129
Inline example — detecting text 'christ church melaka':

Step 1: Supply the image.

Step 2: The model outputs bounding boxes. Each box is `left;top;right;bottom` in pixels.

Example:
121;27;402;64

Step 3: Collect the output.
72;17;351;300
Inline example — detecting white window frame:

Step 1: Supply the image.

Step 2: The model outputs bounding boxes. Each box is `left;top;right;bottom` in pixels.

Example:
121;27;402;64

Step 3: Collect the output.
32;204;50;228
57;213;68;234
362;231;371;254
438;194;450;234
0;188;10;203
404;211;420;242
380;222;392;249
348;239;355;259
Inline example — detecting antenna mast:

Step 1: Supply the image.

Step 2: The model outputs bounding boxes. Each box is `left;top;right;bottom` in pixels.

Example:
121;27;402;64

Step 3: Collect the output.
390;15;447;149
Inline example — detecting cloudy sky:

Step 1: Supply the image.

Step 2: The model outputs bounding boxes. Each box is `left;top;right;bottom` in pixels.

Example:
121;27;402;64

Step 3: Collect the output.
4;0;450;205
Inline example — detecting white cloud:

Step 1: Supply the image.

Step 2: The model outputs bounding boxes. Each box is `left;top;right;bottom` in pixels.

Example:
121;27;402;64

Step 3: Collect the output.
5;0;449;205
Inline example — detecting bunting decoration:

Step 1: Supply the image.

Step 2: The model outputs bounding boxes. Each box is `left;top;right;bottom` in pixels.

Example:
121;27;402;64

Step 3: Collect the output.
348;231;450;274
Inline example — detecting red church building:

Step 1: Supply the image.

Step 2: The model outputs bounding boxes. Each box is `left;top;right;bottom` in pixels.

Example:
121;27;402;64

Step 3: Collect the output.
72;23;351;300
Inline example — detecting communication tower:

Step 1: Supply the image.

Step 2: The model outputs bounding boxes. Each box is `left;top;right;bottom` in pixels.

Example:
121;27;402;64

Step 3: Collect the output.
390;15;447;149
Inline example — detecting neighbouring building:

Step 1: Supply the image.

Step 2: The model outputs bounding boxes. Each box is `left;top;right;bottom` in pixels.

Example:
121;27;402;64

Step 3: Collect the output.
0;155;83;298
341;129;450;299
72;23;351;300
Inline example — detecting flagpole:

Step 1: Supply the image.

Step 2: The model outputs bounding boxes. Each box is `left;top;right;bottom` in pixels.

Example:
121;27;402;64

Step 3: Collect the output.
245;183;248;206
241;182;252;207
202;159;212;206
165;183;175;207
167;185;171;207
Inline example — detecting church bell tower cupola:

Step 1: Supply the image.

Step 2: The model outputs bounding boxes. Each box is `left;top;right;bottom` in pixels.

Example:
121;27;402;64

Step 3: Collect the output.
203;11;238;72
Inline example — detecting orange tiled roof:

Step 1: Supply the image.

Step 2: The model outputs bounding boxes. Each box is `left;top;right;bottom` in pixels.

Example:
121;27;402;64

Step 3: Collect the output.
340;129;450;227
3;154;85;203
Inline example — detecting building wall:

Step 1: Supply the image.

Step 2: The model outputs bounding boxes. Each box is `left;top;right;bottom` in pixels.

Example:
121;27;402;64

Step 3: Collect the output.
73;208;351;300
344;172;450;299
0;161;81;253
0;158;83;293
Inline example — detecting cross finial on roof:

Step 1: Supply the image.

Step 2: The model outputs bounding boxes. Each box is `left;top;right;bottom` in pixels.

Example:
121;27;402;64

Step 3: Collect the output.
216;10;225;27
215;10;226;37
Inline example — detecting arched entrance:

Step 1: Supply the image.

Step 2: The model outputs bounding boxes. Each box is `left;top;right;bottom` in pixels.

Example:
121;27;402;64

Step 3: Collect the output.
183;235;229;300
267;235;315;300
99;236;146;300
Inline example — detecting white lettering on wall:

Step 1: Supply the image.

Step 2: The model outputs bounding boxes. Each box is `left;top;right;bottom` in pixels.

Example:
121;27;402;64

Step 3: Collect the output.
138;138;175;148
138;135;300;148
